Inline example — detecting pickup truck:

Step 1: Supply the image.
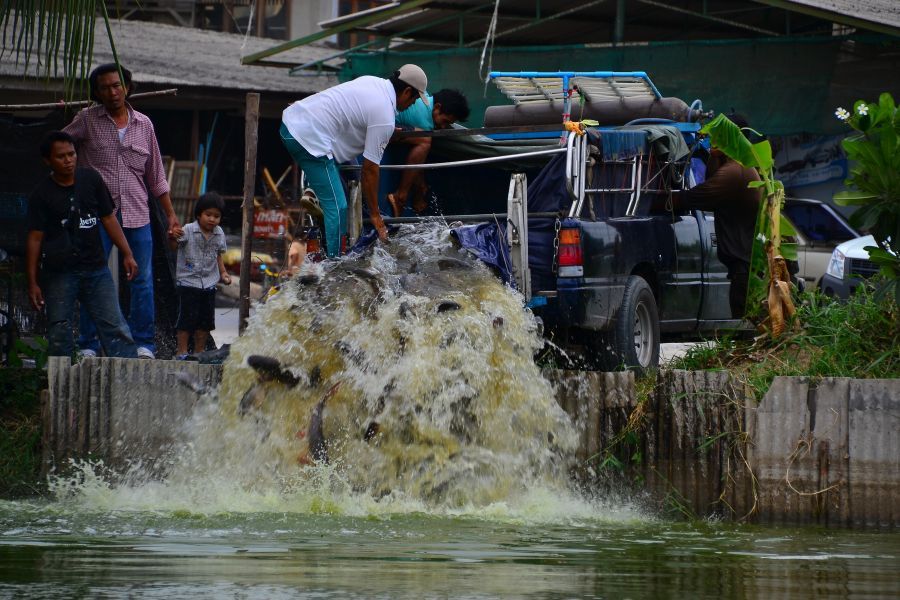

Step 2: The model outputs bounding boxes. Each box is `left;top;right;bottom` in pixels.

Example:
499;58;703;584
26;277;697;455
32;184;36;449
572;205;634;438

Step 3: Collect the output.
381;72;743;372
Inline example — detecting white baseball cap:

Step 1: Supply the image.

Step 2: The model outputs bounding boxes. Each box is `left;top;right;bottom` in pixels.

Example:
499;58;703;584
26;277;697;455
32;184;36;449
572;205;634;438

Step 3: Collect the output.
396;64;429;106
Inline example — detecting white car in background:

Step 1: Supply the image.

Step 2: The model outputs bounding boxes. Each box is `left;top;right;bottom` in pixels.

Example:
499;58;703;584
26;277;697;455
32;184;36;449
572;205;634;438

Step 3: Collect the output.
782;198;859;288
819;235;881;298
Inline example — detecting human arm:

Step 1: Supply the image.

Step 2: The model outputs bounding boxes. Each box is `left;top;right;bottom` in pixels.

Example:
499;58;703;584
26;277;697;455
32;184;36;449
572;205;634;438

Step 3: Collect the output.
61;109;86;143
216;231;231;284
287;239;306;274
25;231;44;310
143;121;182;238
390;125;411;142
677;179;725;212
100;215;138;281
217;253;232;285
157;191;183;239
361;159;388;242
672;151;737;212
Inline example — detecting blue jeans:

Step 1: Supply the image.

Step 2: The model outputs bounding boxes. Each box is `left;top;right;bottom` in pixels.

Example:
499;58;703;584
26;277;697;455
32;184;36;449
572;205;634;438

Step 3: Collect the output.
280;123;347;258
78;223;155;353
43;267;136;358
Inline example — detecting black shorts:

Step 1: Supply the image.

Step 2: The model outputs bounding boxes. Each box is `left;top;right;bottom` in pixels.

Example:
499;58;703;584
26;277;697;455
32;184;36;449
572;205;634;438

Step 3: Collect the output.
175;286;216;332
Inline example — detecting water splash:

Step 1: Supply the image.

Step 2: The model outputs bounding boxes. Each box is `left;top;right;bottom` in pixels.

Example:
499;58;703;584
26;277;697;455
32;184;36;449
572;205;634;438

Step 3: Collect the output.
47;222;643;523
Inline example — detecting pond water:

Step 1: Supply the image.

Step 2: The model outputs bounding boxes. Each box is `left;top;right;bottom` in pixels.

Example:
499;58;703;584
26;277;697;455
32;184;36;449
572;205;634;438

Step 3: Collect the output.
4;224;897;598
1;501;898;598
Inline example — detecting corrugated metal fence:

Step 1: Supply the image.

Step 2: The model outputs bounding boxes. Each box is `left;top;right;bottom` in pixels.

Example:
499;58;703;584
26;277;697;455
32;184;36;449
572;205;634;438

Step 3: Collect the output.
44;356;222;474
45;358;898;528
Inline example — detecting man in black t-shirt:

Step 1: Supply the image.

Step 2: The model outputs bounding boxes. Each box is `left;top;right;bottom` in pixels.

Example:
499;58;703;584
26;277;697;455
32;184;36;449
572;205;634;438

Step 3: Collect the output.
26;131;139;358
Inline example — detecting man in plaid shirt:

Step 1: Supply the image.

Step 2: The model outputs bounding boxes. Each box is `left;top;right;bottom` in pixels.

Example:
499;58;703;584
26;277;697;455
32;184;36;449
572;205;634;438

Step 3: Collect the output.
64;63;182;359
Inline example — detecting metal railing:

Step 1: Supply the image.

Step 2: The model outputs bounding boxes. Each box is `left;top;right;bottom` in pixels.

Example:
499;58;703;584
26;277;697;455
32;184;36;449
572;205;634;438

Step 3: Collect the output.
339;147;566;171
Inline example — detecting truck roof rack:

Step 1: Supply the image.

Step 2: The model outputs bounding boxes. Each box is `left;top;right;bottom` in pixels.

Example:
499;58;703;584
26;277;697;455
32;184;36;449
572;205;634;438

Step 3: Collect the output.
488;71;662;106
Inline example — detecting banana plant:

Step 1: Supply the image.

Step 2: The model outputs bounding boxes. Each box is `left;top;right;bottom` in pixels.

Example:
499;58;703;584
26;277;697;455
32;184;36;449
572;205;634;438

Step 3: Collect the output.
700;114;798;337
1;1;121;100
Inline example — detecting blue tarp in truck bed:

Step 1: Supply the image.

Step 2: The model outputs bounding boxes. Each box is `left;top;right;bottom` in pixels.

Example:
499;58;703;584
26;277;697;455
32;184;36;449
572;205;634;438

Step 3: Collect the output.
449;152;568;293
451;126;691;291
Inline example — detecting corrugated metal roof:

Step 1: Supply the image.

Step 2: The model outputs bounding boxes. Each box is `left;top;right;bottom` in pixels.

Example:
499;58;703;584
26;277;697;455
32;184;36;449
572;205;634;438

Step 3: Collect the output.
0;17;338;93
243;0;896;72
755;0;899;34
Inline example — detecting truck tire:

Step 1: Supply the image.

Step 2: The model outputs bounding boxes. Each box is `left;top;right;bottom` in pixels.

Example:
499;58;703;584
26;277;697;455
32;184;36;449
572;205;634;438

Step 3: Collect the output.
605;275;660;373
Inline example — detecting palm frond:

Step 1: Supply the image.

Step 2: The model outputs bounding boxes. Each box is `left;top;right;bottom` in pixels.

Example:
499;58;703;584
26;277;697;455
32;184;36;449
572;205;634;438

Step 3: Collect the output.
1;0;119;100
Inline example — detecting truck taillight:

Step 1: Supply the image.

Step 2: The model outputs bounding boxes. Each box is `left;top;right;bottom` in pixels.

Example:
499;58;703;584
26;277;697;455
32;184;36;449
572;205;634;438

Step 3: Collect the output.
558;228;583;266
557;227;584;276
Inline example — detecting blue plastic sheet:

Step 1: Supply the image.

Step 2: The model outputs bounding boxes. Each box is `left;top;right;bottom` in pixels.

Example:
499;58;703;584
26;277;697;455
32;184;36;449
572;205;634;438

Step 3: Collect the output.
449;153;572;291
450;222;513;287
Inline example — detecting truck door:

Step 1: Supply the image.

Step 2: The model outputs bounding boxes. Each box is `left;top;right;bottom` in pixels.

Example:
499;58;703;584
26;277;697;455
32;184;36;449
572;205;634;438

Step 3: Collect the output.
696;211;733;323
660;212;705;331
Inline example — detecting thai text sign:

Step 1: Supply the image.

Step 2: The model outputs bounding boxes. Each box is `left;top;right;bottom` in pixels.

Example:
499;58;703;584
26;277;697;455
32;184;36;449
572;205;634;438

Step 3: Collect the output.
253;209;287;239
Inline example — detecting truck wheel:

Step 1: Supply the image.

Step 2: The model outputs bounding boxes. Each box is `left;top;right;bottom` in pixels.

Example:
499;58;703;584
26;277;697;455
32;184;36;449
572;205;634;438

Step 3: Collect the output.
607;276;660;373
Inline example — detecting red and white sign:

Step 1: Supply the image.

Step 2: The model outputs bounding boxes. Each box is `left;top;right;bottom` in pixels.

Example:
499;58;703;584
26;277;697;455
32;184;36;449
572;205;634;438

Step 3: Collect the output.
253;209;287;239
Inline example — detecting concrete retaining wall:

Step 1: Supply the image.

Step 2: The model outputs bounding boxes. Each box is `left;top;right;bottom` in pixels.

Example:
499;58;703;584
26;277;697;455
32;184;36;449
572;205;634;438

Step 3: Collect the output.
43;358;899;528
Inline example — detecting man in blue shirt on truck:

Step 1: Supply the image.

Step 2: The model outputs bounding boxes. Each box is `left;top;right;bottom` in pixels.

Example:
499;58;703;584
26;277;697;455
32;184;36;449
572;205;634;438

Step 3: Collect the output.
387;89;470;217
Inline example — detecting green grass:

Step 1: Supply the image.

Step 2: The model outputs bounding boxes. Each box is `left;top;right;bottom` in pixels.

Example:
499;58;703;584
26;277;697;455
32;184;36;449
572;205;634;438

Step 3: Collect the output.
673;287;900;399
0;368;46;498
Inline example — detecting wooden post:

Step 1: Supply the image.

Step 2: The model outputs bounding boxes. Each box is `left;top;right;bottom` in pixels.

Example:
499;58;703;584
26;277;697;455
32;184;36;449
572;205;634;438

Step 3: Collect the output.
239;93;260;334
256;0;266;37
222;1;235;33
190;109;200;161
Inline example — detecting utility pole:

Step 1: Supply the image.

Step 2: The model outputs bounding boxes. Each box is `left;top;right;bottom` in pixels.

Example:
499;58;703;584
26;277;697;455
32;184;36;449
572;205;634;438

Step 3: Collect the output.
239;92;260;334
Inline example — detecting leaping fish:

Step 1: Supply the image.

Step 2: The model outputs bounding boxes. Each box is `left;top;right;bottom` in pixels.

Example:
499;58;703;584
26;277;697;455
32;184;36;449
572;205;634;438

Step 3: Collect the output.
298;381;342;465
247;355;300;387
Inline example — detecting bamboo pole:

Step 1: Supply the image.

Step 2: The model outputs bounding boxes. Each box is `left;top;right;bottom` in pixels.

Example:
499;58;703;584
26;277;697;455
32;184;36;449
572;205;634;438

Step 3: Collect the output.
261;167;284;207
239;92;260;334
0;88;178;111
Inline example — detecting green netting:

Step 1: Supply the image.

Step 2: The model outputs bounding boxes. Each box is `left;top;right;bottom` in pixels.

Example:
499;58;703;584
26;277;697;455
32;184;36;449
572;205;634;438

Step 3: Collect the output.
341;37;845;136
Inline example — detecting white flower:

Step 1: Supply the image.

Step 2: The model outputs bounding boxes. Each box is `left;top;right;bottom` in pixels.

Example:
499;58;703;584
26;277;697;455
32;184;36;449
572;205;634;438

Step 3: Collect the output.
857;104;869;116
835;107;850;121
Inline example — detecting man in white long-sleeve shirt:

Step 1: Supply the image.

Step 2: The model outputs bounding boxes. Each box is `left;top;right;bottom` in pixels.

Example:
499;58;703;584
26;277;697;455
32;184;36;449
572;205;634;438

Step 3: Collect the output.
280;64;428;257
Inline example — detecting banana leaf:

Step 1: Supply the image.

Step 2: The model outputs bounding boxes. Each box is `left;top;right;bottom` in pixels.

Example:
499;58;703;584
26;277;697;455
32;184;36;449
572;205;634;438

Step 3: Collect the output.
1;1;118;101
700;114;793;324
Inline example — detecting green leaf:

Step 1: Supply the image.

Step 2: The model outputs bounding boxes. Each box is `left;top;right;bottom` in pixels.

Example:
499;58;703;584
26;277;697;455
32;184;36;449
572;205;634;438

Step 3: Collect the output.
747;180;766;188
878;92;896;116
865;246;899;262
779;242;798;262
745;194;771;320
850;205;881;231
780;214;797;237
700;114;758;169
834;190;878;206
581;119;599;126
751;139;774;171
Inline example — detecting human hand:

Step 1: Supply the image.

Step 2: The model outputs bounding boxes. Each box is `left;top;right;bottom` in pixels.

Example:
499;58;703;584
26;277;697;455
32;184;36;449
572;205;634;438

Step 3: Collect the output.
123;254;139;281
168;215;183;240
376;223;389;243
28;282;44;311
221;272;232;285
